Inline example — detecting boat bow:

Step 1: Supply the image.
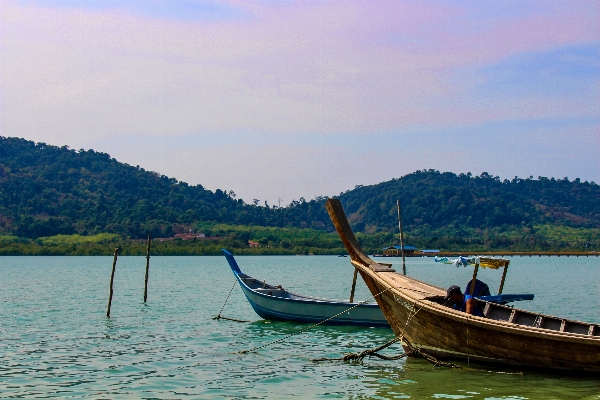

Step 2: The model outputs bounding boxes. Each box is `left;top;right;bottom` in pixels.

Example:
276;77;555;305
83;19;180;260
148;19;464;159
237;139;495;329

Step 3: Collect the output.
325;198;600;373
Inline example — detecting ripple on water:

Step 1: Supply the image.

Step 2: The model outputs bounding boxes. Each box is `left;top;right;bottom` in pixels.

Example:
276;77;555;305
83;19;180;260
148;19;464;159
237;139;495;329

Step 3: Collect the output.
1;255;599;398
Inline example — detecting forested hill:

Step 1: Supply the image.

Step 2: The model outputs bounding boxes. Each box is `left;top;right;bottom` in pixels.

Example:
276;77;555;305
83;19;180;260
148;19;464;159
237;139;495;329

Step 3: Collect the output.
0;137;318;238
335;171;600;236
1;136;599;240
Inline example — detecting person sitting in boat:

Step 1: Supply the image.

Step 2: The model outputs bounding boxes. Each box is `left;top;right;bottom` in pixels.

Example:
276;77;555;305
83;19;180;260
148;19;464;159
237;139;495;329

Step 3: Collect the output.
465;279;491;298
444;285;485;317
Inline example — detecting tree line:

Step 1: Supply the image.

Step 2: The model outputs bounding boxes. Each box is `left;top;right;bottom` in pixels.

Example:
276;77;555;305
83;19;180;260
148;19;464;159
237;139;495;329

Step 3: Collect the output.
0;137;598;252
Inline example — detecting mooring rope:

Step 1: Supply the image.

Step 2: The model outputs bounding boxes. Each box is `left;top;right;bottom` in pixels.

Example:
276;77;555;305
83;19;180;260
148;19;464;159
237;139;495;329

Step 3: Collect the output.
231;267;461;370
311;303;461;369
213;280;252;323
216;316;252;323
311;336;406;362
311;306;421;363
236;286;394;354
236;271;439;355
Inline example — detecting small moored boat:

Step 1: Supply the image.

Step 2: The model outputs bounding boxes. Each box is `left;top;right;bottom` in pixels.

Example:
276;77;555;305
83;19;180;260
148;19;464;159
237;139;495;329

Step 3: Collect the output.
222;249;390;327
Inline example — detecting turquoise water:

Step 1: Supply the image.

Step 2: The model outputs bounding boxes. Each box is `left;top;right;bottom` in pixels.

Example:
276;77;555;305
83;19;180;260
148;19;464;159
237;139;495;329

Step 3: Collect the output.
1;255;599;399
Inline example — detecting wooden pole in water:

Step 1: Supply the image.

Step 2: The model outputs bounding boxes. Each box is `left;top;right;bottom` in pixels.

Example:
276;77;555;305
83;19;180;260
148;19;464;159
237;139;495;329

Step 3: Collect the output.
397;199;406;275
349;267;359;303
107;248;119;318
144;234;152;302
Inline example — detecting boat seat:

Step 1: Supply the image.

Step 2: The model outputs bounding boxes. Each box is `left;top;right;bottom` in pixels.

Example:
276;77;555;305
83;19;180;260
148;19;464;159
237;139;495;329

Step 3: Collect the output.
254;288;289;298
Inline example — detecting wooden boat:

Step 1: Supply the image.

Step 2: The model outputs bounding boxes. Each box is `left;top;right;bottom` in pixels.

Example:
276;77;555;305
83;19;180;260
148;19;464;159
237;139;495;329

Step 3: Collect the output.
222;249;390;327
325;199;600;373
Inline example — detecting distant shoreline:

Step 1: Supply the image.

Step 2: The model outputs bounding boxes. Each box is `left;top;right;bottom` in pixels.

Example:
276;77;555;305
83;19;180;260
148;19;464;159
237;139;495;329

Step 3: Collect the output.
1;250;597;257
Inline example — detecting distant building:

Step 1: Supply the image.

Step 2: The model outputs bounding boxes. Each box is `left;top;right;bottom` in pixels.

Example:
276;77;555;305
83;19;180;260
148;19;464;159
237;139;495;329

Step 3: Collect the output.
420;249;440;255
382;245;418;256
174;233;206;240
132;232;223;242
248;240;260;247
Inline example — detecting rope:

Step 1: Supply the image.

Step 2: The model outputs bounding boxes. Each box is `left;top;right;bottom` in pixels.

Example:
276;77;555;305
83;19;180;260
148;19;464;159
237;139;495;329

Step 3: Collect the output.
236;271;433;355
311;306;422;363
311;303;461;369
234;267;459;370
236;286;394;354
407;344;462;369
213;280;252;322
311;336;406;362
216;316;252;323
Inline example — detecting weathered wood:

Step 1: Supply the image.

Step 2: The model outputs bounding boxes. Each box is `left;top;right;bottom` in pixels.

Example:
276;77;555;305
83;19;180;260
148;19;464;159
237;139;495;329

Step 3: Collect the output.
397;199;406;275
560;320;567;332
469;263;479;296
326;198;600;373
483;303;492;317
144;234;152;303
498;264;508;294
349;267;358;303
107;248;119;318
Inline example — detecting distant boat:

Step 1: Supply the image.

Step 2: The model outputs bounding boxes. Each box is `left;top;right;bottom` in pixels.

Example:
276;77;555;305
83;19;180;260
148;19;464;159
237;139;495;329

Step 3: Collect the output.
326;198;600;373
222;249;390;327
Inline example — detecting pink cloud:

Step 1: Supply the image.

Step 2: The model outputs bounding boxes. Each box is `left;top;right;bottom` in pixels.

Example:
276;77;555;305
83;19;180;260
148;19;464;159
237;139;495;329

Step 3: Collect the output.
1;0;598;144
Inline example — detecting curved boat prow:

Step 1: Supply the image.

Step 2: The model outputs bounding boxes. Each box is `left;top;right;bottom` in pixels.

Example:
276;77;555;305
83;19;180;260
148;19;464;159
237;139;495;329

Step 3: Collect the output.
326;199;393;273
325;199;372;265
222;248;243;275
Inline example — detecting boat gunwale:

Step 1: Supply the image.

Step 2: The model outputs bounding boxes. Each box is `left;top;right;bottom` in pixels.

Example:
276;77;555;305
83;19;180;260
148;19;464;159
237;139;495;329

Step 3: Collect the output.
351;260;600;343
239;283;389;326
234;271;381;308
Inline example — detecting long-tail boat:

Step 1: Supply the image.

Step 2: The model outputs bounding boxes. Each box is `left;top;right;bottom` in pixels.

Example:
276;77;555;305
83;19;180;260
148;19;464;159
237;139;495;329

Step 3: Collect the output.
221;249;389;327
325;199;600;373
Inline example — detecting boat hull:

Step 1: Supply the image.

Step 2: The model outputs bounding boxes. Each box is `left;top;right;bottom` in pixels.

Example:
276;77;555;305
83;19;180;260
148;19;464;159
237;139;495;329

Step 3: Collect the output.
325;198;600;373
361;270;600;372
237;274;389;327
221;248;389;327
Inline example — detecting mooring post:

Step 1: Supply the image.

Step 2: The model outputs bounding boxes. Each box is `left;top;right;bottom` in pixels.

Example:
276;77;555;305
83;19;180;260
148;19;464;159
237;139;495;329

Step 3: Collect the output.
107;248;119;318
397;199;406;275
349;267;359;303
144;233;152;303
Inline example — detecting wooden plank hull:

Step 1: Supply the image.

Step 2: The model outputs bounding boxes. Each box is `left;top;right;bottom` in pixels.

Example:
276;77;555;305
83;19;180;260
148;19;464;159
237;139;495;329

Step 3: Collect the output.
326;199;600;373
360;269;600;372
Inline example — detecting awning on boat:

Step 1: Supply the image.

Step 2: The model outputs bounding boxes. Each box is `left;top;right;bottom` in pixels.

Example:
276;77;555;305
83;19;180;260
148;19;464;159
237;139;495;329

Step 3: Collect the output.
478;257;510;269
434;256;510;269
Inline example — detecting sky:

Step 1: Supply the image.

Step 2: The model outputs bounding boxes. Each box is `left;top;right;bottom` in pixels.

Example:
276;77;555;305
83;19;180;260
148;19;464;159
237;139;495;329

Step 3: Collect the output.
1;0;599;206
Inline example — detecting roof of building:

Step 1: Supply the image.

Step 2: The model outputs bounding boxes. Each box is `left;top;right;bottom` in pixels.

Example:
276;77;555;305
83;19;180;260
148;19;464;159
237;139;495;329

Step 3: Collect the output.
420;249;440;253
381;245;418;251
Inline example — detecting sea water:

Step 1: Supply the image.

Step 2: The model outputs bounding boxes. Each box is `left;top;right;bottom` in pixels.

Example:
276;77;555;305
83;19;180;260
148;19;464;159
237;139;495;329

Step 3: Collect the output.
1;255;599;399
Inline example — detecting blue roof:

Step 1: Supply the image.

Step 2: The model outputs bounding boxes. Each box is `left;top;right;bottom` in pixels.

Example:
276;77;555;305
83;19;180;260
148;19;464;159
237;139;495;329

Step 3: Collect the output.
381;245;418;251
420;249;440;253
